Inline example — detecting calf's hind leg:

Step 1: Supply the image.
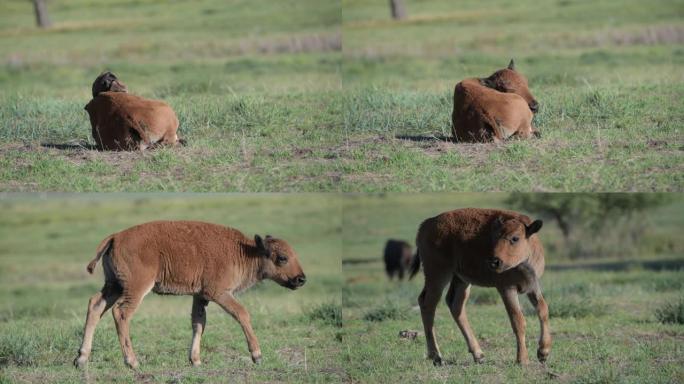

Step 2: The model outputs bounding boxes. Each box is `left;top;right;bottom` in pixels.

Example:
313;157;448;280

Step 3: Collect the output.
418;273;450;365
111;287;149;369
74;285;121;368
189;296;208;366
445;278;484;363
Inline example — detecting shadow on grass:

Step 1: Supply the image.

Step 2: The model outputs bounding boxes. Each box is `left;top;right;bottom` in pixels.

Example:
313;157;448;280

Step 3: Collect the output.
41;142;98;150
395;134;454;143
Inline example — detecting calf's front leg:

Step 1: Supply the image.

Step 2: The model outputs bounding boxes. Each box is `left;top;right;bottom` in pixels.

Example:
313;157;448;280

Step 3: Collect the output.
527;287;551;363
498;287;528;364
214;293;262;364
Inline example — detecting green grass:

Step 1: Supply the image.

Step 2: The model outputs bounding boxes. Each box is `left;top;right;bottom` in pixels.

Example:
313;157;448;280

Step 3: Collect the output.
0;194;343;383
0;0;342;191
340;0;683;191
342;193;684;383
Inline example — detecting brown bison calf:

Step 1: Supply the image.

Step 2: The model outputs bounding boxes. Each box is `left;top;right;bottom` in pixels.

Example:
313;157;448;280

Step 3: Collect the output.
452;60;540;142
85;72;181;151
410;208;550;365
74;221;306;369
383;239;413;280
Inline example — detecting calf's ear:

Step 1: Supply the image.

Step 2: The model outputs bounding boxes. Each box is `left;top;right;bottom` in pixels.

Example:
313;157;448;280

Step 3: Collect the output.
508;59;515;70
254;234;271;256
525;220;543;238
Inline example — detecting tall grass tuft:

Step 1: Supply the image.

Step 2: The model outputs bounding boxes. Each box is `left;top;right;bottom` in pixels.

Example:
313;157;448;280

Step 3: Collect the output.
308;302;343;327
655;299;684;324
363;301;408;322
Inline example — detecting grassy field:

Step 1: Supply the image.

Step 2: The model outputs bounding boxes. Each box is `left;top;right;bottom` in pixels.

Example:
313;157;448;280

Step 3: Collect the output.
342;194;684;382
0;194;343;383
0;0;341;191
341;0;683;191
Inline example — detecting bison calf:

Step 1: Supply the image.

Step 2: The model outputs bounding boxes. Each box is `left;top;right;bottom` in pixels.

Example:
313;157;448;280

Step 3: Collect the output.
74;220;306;369
85;72;182;151
383;239;413;280
410;208;550;365
452;60;540;142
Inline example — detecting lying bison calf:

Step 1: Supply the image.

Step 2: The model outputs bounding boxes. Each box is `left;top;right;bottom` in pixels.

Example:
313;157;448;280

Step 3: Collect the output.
452;60;540;142
383;239;413;280
410;208;550;365
85;72;182;151
74;221;306;369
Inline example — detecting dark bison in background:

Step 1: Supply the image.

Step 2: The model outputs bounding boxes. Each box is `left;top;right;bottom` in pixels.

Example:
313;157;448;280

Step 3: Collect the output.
383;239;413;280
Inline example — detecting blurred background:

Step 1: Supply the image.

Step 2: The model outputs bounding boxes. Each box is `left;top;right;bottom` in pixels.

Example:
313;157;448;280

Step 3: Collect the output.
342;193;684;382
0;194;342;382
1;0;340;97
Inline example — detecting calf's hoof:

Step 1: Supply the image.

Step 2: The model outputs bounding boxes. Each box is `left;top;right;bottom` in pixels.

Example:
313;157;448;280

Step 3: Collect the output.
432;356;443;366
125;358;139;370
190;358;201;367
73;355;87;369
473;353;485;364
516;358;529;366
252;354;262;365
537;348;549;363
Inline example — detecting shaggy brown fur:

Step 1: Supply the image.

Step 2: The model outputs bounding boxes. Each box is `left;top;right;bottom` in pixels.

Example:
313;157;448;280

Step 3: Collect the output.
383;239;413;280
410;208;551;366
85;72;181;151
74;221;306;370
452;60;540;142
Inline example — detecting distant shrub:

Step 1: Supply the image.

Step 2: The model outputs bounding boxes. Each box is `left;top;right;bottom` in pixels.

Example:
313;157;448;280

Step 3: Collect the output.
655;299;684;324
363;302;407;322
548;296;606;319
308;302;342;328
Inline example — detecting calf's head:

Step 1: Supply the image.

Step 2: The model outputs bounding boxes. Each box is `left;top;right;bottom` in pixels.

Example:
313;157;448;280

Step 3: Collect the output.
481;59;539;113
255;235;306;290
92;71;128;98
488;216;543;273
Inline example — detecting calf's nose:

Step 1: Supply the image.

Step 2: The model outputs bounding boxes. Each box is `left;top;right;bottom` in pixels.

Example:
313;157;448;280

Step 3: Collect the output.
294;274;306;287
529;101;539;113
487;257;502;271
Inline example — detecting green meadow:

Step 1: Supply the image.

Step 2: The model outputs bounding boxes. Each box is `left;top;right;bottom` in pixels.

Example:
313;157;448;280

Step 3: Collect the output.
0;0;341;191
1;0;682;192
341;0;683;191
342;194;684;382
0;194;343;383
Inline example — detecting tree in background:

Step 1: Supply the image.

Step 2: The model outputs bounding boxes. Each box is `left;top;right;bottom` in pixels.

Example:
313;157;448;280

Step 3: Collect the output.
32;0;52;29
389;0;407;20
506;193;671;259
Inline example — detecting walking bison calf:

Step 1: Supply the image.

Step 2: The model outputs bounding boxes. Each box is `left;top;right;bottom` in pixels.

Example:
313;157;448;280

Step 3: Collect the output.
74;220;306;369
383;239;413;280
452;60;540;142
85;72;182;151
410;208;550;365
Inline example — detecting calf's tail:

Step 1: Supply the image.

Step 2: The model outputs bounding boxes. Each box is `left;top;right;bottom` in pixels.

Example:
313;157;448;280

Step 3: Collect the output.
409;249;421;280
87;235;113;274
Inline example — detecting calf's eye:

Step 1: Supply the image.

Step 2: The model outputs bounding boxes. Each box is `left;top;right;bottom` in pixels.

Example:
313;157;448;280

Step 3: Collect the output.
276;255;288;265
511;236;519;244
